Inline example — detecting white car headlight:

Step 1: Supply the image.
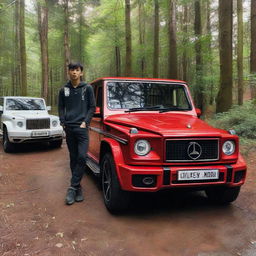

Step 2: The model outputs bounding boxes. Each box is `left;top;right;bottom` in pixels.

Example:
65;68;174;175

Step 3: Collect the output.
222;140;235;155
17;121;23;128
52;120;58;127
134;140;151;156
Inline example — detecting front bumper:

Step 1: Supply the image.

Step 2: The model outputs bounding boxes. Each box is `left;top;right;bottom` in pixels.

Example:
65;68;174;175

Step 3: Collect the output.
117;160;247;192
8;128;63;143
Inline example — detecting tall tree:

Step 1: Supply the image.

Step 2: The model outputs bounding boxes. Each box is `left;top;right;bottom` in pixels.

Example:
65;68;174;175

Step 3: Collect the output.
19;0;27;96
181;2;188;82
138;0;146;77
167;0;178;79
194;0;203;111
63;0;70;81
237;0;243;105
250;0;256;98
125;0;132;76
216;0;233;113
153;0;159;78
38;0;49;102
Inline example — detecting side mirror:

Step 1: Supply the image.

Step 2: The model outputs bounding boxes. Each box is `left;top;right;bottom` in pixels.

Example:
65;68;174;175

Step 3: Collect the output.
195;108;201;118
0;106;3;112
47;106;51;111
94;106;101;117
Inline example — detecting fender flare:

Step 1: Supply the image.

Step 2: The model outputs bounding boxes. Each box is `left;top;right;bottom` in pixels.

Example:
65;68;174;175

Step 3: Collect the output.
100;138;125;188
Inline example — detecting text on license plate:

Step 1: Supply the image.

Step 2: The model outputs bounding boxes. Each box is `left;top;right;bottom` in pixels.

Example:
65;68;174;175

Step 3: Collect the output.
31;131;49;137
178;169;219;181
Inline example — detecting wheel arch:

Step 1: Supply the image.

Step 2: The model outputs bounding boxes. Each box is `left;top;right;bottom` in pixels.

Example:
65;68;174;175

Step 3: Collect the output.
100;138;125;188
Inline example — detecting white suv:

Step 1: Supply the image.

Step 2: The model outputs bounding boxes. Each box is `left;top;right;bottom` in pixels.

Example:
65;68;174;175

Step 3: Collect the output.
0;96;63;153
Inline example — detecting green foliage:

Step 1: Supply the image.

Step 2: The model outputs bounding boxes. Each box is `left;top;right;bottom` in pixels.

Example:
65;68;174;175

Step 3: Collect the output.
209;101;256;139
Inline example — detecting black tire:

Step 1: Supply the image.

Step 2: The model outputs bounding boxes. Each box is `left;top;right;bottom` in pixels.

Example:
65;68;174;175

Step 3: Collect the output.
205;186;241;204
101;152;130;213
49;139;63;148
3;127;14;153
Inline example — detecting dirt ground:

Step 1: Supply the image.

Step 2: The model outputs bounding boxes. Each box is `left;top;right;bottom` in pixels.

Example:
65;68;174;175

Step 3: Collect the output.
0;140;256;256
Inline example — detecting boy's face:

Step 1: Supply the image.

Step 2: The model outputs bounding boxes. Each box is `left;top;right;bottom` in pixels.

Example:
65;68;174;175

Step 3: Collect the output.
68;67;83;81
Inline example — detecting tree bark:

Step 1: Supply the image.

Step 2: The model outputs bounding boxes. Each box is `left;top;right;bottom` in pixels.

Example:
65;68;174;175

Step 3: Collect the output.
115;46;121;76
38;0;49;102
216;0;233;113
125;0;132;76
182;3;188;82
63;0;71;81
153;0;159;78
250;0;256;98
168;0;178;79
237;0;243;105
138;0;145;77
194;0;203;111
19;0;27;96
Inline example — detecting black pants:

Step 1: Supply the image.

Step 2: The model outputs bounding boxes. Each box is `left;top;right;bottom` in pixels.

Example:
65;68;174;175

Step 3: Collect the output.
65;126;89;188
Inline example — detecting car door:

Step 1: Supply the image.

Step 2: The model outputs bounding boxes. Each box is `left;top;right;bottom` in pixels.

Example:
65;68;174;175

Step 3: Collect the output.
0;97;3;132
88;83;103;162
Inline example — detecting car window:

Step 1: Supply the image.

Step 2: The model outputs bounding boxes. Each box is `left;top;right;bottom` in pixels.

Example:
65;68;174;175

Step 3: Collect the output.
0;98;3;108
6;98;45;110
106;82;191;110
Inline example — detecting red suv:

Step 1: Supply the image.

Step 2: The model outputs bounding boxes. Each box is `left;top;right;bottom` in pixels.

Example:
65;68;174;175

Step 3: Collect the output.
88;77;247;212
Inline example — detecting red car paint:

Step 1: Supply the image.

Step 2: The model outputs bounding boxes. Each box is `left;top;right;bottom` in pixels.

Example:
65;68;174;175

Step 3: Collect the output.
88;77;246;193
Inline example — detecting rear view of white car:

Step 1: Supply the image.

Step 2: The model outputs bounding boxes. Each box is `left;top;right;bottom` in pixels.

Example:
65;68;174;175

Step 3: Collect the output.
0;97;63;153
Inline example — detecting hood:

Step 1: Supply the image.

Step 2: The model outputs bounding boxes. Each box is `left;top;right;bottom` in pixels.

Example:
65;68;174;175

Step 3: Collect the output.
105;113;227;137
65;81;87;88
7;110;49;119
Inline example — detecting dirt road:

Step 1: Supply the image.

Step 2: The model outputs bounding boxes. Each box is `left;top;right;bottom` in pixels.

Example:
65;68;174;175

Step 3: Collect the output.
0;141;256;256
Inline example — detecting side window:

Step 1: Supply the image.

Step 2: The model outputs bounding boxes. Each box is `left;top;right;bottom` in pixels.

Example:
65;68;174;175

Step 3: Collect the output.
0;98;3;107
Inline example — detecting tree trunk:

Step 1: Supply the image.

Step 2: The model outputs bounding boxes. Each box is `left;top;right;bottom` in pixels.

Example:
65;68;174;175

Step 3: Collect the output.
194;0;203;111
207;0;214;105
138;0;145;77
153;0;159;78
182;3;188;82
237;0;243;105
168;0;178;79
19;0;27;96
125;0;132;76
250;0;256;98
38;0;49;102
216;0;233;113
64;0;71;81
115;46;121;76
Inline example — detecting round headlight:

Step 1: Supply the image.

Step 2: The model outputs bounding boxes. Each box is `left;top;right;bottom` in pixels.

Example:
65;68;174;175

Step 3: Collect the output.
52;120;58;127
17;121;23;128
222;141;235;155
134;140;151;156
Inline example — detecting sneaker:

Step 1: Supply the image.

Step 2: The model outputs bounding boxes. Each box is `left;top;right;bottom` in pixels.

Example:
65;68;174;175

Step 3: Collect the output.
75;187;84;202
65;187;76;205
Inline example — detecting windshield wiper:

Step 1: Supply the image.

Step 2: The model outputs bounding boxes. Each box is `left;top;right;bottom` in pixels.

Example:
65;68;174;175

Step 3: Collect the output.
159;106;188;113
125;105;163;113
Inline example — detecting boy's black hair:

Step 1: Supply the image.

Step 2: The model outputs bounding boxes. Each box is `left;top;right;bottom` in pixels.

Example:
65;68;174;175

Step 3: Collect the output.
68;62;84;71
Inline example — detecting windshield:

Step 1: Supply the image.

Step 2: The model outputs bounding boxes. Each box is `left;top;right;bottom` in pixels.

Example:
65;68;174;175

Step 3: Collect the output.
107;81;192;111
6;98;45;110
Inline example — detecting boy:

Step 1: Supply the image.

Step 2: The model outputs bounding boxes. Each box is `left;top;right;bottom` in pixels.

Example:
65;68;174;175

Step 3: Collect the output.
58;62;96;205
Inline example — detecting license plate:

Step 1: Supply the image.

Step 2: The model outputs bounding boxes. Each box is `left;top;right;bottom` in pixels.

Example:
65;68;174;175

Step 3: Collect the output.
31;131;49;137
178;169;219;181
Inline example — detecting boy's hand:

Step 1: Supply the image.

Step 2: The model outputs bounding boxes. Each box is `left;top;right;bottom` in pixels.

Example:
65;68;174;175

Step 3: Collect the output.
80;121;86;128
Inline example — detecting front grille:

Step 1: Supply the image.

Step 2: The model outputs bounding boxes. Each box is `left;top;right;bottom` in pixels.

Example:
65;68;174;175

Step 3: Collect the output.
26;118;50;130
166;139;219;162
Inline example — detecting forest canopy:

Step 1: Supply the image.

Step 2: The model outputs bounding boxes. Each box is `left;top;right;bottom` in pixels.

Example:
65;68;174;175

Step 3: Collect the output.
0;0;255;114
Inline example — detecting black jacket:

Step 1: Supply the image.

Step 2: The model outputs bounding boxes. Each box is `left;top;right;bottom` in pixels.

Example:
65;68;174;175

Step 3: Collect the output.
58;81;96;127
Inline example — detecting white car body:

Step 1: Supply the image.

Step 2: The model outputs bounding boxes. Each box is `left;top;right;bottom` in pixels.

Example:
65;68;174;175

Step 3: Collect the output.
0;96;63;152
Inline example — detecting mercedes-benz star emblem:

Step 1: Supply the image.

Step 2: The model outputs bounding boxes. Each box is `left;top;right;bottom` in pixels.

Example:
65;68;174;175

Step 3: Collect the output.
187;142;202;160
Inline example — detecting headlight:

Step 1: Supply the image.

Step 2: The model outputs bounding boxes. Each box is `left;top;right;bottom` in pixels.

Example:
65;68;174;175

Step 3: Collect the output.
134;140;151;156
52;120;58;127
222;140;235;155
17;121;23;128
